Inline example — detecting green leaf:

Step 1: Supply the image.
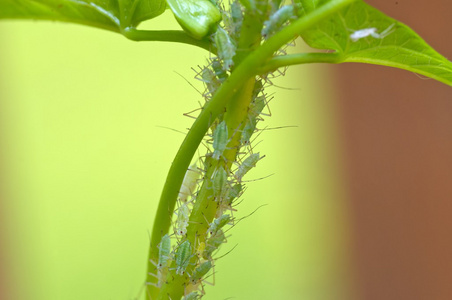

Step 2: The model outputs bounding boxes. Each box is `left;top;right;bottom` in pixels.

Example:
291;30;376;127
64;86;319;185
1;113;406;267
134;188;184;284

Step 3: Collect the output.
298;0;452;86
0;0;166;32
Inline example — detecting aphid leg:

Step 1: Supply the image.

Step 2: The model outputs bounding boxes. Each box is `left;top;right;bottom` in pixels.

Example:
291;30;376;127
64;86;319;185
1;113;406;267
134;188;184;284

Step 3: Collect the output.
377;23;396;39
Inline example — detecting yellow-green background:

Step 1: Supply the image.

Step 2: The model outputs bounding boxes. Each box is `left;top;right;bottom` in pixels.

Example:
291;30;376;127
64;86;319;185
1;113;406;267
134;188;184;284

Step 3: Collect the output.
0;12;356;300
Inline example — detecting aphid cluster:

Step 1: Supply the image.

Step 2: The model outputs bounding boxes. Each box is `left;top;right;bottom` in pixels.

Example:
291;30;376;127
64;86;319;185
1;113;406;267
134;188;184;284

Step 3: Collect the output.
148;1;299;298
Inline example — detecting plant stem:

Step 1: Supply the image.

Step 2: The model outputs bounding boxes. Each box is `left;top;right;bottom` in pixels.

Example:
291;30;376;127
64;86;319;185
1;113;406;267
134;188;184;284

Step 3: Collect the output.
145;0;359;297
122;28;213;52
258;52;342;73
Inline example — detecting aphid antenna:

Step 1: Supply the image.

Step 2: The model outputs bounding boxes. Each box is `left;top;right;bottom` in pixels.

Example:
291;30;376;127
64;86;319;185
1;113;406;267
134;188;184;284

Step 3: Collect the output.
258;125;298;132
246;126;268;147
214;243;238;260
155;125;187;135
174;71;204;97
226;204;268;233
240;172;274;183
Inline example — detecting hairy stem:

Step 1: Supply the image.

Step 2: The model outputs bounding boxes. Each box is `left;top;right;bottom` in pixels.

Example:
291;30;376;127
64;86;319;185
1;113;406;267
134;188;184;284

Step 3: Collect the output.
145;0;359;297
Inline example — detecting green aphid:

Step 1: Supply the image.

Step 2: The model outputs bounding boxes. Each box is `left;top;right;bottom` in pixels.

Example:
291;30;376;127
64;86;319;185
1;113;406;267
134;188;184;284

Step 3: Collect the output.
157;234;171;269
203;229;226;259
179;164;201;202
211;60;228;82
212;121;228;160
190;260;213;284
241;96;267;145
175;240;192;275
175;202;190;236
208;214;232;236
262;4;297;38
214;27;236;71
201;67;221;96
154;234;172;287
166;0;221;40
225;183;242;205
235;153;260;181
212;165;228;201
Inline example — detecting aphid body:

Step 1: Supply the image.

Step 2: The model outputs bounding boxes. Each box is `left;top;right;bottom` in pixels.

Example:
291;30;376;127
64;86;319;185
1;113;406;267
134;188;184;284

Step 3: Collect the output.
196;241;206;258
212;165;229;201
201;67;221;96
214;27;236;71
241;96;267;144
157;234;172;269
203;229;226;259
176;240;193;275
179;165;201;202
208;214;232;236
350;23;395;42
225;183;242;205
212;121;228;160
175;202;190;236
235;153;261;181
154;234;172;286
190;260;213;284
211;60;228;82
262;5;297;38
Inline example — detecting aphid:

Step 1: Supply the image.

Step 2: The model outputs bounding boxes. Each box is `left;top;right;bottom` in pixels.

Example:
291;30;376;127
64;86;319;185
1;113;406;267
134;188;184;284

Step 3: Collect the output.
203;229;226;259
212;165;229;201
175;202;190;236
235;153;261;182
225;183;242;205
190;260;213;285
350;23;395;42
201;67;221;96
214;27;236;71
179;165;201;202
217;184;241;217
212;121;228;160
241;96;267;145
211;60;228;82
166;0;221;40
196;241;206;259
157;234;172;269
182;291;200;300
156;234;172;286
262;4;297;38
208;214;232;236
175;240;193;275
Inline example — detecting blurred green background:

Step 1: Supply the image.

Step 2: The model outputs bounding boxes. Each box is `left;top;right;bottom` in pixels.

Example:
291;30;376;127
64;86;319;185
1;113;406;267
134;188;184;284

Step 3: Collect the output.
0;12;355;300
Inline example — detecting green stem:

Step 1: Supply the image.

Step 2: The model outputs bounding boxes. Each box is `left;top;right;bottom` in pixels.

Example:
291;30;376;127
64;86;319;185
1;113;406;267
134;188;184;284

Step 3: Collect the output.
145;0;358;297
258;52;342;73
122;28;213;52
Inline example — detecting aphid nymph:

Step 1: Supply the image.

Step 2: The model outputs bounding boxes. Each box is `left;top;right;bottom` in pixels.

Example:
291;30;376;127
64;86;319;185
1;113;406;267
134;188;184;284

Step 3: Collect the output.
175;240;193;275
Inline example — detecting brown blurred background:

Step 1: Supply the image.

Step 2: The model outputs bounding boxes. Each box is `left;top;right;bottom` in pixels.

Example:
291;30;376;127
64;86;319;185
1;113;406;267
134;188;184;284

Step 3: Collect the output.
333;0;452;299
